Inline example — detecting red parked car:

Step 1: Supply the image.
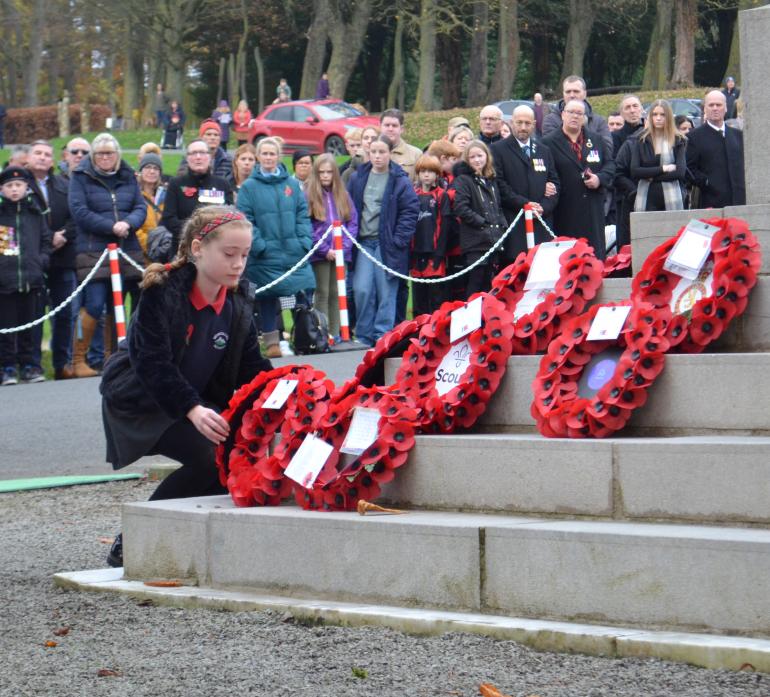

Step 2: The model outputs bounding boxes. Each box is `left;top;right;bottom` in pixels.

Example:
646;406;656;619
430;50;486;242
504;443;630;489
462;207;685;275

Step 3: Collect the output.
247;99;380;155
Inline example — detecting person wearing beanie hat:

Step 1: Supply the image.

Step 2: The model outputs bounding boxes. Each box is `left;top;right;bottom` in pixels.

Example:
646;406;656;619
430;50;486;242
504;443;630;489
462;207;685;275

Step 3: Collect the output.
212;99;232;150
0;164;51;385
179;119;232;179
136;153;167;256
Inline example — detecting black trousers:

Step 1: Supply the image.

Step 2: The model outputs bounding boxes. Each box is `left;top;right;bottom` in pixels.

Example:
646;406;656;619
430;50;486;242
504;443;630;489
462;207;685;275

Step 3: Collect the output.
148;419;227;501
412;281;445;317
0;290;39;368
463;262;495;299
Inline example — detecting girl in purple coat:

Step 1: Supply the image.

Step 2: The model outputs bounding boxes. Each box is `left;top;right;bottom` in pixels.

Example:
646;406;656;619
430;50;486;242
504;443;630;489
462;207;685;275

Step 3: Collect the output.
305;153;358;338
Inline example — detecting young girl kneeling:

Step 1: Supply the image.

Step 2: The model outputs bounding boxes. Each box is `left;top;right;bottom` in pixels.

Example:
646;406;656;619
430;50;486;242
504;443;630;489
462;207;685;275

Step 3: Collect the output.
100;205;272;567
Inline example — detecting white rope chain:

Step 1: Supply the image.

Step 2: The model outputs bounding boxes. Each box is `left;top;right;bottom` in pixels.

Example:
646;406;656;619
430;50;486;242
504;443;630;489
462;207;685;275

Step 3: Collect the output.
531;209;558;239
340;208;524;284
0;248;111;334
116;247;146;274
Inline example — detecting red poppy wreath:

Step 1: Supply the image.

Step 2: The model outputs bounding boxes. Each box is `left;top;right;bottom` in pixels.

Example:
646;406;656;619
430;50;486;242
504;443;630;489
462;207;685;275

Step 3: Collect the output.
279;386;420;512
531;300;670;438
488;237;605;354
393;293;514;433
603;244;633;277
631;217;761;353
333;314;434;402
217;365;335;507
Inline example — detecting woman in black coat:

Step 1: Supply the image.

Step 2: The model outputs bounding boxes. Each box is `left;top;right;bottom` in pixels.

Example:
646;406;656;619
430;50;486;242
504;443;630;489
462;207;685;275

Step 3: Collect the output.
629;100;687;213
451;140;508;298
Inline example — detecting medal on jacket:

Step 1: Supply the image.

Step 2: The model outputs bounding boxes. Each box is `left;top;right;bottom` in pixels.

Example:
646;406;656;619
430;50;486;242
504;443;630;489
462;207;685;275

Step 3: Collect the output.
585;138;593;149
0;226;18;256
533;158;546;173
198;188;225;204
586;149;600;164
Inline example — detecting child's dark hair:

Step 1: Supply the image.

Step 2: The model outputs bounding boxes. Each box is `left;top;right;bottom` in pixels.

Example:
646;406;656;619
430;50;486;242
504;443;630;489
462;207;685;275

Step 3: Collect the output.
142;205;252;288
372;134;394;151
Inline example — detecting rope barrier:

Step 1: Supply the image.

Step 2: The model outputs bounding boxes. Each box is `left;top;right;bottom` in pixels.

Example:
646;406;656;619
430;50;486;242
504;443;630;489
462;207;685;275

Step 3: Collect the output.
339;208;524;284
116;248;146;275
0;248;110;335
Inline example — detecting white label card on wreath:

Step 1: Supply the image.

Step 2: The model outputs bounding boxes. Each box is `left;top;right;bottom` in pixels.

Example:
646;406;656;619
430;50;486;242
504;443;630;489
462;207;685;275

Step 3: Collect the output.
284;434;334;489
434;338;472;396
514;287;553;320
340;407;381;455
524;240;577;290
198;188;226;204
449;296;483;343
663;220;719;280
262;379;298;409
587;305;632;341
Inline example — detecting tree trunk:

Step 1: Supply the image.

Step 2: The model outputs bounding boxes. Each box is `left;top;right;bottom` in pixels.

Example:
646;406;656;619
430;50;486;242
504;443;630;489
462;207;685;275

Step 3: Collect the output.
235;0;248;104
122;15;144;131
300;0;331;99
437;28;462;109
561;0;595;80
532;34;550;93
227;52;237;108
670;0;697;87
487;0;519;102
466;1;488;106
326;0;373;100
413;0;437;111
22;0;46;106
142;51;164;126
253;45;265;113
642;0;673;90
387;15;404;109
216;57;226;105
363;24;387;112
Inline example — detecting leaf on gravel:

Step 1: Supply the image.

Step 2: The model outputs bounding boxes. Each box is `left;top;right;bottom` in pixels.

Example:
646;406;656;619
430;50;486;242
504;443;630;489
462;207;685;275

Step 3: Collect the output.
98;537;114;544
143;580;183;587
44;641;57;648
479;684;511;697
97;669;122;677
739;663;755;671
351;667;368;679
53;627;70;636
136;599;154;607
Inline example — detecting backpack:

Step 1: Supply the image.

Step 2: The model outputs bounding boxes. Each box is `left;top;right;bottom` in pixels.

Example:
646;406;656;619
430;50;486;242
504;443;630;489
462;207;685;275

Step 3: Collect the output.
291;293;330;354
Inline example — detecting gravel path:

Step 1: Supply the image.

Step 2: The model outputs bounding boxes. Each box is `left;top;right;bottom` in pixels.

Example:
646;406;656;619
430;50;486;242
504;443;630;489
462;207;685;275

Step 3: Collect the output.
1;480;767;697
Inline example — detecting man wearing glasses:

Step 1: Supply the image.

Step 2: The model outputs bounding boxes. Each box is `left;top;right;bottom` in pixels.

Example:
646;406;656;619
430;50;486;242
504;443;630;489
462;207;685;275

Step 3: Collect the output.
161;139;233;252
542;100;615;260
478;105;504;146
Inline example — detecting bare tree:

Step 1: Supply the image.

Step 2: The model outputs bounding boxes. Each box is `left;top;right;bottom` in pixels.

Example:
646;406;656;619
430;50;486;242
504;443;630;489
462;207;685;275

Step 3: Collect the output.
414;0;437;111
300;0;332;99
326;0;373;100
670;0;697;87
466;1;488;106
561;0;596;79
486;0;519;102
642;0;673;90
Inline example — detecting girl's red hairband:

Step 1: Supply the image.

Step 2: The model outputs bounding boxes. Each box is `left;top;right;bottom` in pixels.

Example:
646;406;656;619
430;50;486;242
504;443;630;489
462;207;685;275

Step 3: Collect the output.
198;211;247;239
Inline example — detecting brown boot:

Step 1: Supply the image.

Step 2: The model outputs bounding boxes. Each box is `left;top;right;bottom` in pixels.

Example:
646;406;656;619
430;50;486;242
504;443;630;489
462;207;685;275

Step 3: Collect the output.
263;330;282;359
72;309;99;378
55;364;74;380
103;313;116;363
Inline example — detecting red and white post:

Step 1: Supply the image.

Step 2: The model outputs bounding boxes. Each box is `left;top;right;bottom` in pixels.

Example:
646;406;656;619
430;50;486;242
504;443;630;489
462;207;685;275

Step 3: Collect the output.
523;203;536;250
332;221;350;342
107;243;127;341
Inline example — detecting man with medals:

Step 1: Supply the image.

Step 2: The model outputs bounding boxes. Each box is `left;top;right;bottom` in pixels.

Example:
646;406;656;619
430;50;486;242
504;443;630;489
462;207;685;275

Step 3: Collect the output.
542;100;615;260
491;105;560;265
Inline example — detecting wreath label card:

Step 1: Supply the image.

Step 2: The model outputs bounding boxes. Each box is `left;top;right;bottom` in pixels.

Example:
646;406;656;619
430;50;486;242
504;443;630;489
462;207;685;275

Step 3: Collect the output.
587;305;631;341
449;296;483;342
434;338;472;396
525;240;576;290
340;407;381;455
262;379;299;409
514;287;553;320
664;220;718;279
284;434;334;488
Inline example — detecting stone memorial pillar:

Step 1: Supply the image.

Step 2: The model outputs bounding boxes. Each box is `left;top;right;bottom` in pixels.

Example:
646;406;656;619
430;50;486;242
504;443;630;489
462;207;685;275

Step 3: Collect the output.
739;4;770;204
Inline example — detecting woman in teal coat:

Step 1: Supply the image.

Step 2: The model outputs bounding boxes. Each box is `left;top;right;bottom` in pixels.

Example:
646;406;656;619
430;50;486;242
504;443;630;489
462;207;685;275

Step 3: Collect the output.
236;137;315;356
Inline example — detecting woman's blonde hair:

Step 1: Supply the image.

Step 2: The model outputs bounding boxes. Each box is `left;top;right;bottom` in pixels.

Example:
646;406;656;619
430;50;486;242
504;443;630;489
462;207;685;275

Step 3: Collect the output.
232;143;257;187
463;140;496;179
256;137;283;157
142;205;252;288
639;99;682;149
305;153;352;222
138;142;161;158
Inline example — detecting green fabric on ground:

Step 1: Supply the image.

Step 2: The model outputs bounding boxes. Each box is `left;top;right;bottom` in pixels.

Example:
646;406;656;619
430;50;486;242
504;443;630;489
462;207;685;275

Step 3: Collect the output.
0;473;142;493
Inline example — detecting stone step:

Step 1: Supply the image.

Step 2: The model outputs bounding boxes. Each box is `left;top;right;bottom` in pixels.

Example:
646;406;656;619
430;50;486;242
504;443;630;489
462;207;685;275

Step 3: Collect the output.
387;352;770;434
380;434;770;524
630;202;770;275
121;498;770;635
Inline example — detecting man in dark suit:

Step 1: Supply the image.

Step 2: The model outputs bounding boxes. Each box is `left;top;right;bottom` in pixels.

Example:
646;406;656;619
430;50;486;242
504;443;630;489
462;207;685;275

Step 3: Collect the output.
543;100;615;260
686;90;745;208
491;105;559;264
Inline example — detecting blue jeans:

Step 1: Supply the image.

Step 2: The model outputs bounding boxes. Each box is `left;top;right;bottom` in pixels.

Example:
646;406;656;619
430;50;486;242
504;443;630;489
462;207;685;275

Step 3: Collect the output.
82;280;110;365
352;237;399;346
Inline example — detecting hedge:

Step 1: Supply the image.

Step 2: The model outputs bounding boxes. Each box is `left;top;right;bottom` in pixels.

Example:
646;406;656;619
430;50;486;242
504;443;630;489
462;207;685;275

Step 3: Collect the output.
3;104;111;144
